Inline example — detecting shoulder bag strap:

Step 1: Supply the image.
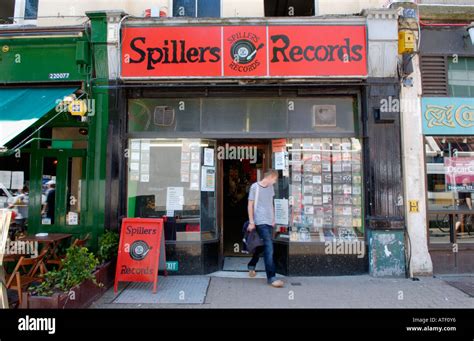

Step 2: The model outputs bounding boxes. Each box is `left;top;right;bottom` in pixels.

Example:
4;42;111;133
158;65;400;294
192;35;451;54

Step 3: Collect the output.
254;182;260;210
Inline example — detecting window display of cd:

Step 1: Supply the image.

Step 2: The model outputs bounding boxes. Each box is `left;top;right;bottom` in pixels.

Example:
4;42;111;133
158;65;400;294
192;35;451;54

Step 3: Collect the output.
288;138;363;242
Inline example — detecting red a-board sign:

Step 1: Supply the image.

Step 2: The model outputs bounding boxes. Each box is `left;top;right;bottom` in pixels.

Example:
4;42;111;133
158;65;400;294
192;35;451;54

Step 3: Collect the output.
121;25;367;79
114;218;165;293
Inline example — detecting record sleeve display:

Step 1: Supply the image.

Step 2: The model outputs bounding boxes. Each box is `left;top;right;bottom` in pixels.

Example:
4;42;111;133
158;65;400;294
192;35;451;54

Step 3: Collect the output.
288;138;364;242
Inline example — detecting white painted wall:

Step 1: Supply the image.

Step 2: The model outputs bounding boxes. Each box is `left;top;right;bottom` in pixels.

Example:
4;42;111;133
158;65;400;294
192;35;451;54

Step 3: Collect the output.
318;0;387;15
12;0;389;26
400;54;434;276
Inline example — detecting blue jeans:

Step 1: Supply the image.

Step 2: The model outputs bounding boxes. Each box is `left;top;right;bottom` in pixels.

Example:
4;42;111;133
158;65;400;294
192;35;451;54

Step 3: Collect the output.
247;224;276;284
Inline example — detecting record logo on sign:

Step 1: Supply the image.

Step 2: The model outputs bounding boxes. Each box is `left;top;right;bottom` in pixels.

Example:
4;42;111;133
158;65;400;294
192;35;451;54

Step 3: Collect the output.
130;240;151;261
225;27;267;76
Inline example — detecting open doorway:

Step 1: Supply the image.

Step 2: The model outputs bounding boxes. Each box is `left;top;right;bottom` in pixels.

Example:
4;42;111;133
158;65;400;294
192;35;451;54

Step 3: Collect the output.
221;140;270;257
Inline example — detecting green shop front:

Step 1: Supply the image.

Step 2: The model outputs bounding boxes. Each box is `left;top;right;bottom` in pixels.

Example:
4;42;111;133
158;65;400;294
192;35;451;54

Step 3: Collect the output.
0;26;107;249
104;17;406;276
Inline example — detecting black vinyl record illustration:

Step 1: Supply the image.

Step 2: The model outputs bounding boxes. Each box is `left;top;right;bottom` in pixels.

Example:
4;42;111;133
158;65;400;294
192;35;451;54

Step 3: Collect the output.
129;240;151;261
230;39;264;64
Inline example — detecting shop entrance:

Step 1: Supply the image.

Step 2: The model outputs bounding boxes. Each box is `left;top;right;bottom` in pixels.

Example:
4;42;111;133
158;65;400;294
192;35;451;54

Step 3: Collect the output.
221;141;270;256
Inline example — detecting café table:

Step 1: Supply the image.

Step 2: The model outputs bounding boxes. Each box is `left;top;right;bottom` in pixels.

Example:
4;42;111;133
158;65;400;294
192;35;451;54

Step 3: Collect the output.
17;233;73;267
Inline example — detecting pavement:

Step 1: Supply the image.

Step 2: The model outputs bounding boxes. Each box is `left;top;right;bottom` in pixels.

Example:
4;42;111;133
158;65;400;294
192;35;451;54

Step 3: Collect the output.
90;273;474;309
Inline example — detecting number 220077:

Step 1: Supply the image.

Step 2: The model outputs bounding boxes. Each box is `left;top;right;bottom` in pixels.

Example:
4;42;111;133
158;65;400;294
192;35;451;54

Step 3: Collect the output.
49;73;70;79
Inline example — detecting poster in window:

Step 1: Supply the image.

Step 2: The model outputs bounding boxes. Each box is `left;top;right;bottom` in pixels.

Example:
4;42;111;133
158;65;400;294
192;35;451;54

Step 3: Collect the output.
274;151;285;170
11;172;24;190
342;162;352;172
303;163;313;172
322;194;332;204
274;198;289;225
166;187;184;211
313;105;337;127
343;196;352;205
191;152;200;162
190;172;200;191
191;162;200;171
352;175;361;184
204;148;214;167
201;166;215;192
444;157;474;191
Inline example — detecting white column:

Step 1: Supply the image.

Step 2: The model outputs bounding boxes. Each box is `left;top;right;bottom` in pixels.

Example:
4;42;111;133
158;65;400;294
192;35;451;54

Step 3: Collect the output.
400;54;433;276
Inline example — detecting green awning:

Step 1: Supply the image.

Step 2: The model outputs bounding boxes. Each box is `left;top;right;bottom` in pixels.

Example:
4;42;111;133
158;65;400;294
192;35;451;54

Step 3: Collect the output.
0;87;78;148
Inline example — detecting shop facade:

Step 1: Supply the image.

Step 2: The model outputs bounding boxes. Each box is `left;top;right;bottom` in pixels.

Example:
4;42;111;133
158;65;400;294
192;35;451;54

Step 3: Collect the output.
97;9;406;276
0;24;109;249
419;25;474;274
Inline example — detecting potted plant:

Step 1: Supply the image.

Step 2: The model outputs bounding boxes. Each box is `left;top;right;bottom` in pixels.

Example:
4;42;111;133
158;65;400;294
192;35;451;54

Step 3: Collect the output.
94;230;119;289
22;246;103;309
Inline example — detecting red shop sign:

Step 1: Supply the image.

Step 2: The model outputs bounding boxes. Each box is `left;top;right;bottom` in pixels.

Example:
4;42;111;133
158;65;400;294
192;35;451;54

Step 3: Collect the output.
121;25;367;78
114;218;165;293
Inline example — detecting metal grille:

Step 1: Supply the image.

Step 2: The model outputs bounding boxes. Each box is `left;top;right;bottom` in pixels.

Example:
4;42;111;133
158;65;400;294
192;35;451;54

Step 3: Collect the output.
420;55;448;96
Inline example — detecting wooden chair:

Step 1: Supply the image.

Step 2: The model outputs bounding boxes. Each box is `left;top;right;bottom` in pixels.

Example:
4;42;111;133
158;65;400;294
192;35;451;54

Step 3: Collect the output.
47;233;91;268
6;248;48;306
71;233;91;248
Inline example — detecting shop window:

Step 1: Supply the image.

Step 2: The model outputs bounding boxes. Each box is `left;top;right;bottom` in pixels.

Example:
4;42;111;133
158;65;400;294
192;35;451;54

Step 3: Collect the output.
0;153;30;233
448;57;474;97
0;0;15;24
201;98;287;133
24;0;38;20
128;99;200;133
221;0;264;17
425;136;474;245
197;0;220;17
65;157;83;226
127;139;218;241
41;157;57;225
173;0;220;17
288;97;355;134
130;96;357;136
278;137;364;242
264;0;315;16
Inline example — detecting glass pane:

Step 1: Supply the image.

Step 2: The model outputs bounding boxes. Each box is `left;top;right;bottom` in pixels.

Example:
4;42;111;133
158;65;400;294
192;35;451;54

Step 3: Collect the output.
128;99;200;132
448;85;470;97
287;137;363;242
41;157;57;225
272;144;290;241
2;153;30;233
197;0;220;17
425;136;474;244
127;139;218;241
24;0;38;19
288;97;355;133
66;157;83;226
173;0;196;17
201;98;287;133
448;57;474;98
428;213;452;244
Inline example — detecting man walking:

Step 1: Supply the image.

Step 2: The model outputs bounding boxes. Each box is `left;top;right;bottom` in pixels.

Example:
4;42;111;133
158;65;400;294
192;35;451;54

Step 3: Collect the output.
247;169;284;288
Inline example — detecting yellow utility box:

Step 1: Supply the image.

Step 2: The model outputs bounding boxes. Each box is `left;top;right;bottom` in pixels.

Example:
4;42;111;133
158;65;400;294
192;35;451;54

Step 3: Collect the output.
68;100;88;116
398;30;415;54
